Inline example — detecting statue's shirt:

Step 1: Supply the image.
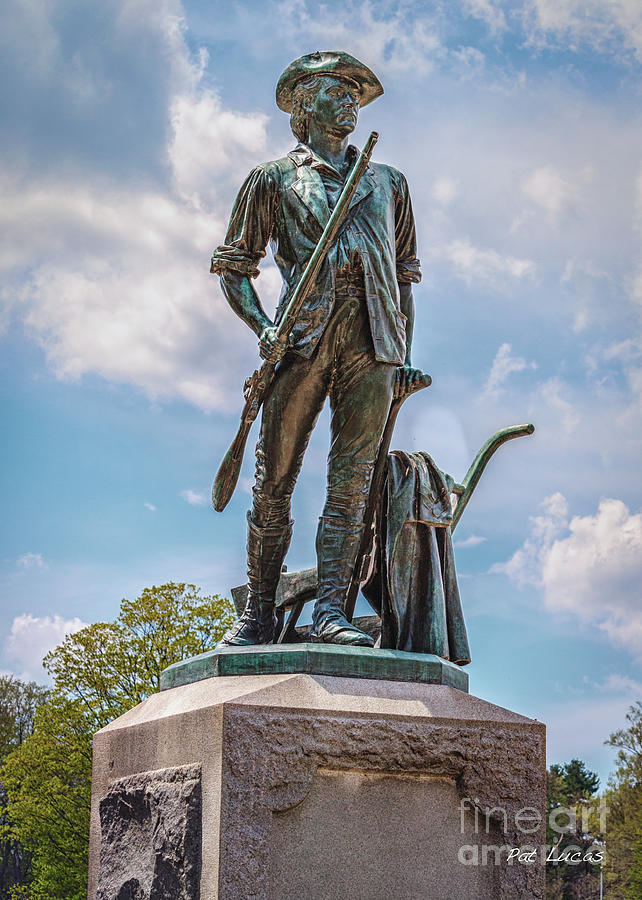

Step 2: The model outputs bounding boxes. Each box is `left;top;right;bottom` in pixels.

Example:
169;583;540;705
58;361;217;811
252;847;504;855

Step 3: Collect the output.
211;144;421;366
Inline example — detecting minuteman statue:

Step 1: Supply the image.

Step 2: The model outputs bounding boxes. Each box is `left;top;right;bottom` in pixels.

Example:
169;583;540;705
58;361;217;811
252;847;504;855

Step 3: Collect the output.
211;51;423;647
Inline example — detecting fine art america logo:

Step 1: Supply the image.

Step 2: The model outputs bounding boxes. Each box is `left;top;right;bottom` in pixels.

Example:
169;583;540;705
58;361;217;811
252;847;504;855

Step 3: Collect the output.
457;797;608;866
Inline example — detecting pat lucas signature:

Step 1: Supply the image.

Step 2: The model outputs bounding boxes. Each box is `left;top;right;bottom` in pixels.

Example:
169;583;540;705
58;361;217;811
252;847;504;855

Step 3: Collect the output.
507;846;605;865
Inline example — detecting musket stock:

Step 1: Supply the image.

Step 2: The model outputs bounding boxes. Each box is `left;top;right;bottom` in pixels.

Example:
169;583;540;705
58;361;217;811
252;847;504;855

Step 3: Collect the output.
212;359;276;512
212;131;380;511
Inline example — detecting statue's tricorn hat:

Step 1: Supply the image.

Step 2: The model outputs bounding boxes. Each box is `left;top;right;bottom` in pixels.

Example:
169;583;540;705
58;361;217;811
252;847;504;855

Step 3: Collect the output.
276;51;383;113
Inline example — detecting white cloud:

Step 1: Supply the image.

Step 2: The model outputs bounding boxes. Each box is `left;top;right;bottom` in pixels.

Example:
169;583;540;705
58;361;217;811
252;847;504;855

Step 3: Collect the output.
596;338;642;434
592;672;642;695
491;492;568;586
522;0;642;61
484;342;537;398
463;0;506;34
432;177;459;206
5;614;87;680
441;239;536;286
522;165;577;219
144;502;157;512
181;489;208;506
0;0;200;177
539;377;580;435
408;74;641;336
0;0;269;413
169;89;269;205
632;169;642;307
17;552;44;569
450;45;487;79
604;337;642;366
274;0;442;75
454;534;487;548
6;90;270;407
493;494;642;658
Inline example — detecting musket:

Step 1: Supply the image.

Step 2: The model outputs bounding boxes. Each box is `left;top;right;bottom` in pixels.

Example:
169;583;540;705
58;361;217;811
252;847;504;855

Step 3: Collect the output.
212;131;380;512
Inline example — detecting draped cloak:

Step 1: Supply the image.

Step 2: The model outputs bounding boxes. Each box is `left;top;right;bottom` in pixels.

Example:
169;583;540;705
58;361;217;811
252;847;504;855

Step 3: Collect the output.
362;450;471;665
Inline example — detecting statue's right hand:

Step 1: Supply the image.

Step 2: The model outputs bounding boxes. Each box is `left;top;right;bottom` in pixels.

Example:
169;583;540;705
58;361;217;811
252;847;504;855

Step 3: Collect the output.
258;325;285;363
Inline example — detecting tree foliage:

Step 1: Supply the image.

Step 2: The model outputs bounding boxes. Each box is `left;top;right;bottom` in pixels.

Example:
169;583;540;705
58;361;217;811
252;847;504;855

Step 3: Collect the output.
0;680;49;759
0;678;49;899
2;583;235;899
545;758;602;900
603;701;642;899
550;759;600;804
2;699;91;900
44;582;235;730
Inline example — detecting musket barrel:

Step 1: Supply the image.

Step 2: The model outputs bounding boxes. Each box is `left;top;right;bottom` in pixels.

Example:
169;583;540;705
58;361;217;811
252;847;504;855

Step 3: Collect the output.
213;131;379;511
275;131;379;346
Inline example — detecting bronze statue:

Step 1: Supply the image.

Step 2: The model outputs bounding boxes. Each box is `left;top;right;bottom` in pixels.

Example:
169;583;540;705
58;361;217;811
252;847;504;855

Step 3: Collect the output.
211;51;425;648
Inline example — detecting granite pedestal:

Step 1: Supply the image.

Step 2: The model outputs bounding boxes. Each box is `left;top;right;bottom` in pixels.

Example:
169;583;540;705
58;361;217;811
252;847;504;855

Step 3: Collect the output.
89;646;546;899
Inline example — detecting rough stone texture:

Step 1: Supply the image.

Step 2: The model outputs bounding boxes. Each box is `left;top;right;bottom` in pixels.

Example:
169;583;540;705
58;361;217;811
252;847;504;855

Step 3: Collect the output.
220;700;544;900
96;764;201;900
89;674;546;900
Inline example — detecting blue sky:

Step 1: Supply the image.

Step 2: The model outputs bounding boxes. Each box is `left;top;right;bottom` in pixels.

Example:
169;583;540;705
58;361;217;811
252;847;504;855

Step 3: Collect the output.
2;0;642;787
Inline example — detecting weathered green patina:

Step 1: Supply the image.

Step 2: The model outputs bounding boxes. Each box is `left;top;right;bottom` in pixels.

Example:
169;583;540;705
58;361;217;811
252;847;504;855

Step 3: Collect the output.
160;644;469;692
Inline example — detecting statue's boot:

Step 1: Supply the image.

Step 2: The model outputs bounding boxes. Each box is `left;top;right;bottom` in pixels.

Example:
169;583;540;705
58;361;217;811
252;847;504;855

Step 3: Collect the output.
311;516;375;647
218;513;292;647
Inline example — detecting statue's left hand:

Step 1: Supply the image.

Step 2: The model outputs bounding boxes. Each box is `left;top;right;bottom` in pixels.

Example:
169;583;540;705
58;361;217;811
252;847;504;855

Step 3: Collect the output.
395;364;424;398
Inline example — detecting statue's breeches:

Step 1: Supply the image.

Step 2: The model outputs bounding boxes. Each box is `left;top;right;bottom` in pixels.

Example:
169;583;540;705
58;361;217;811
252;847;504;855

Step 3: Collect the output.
252;278;396;529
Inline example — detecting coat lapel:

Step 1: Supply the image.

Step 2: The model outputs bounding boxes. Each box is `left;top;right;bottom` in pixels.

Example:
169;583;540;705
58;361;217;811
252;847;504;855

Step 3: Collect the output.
290;167;330;232
348;165;375;212
287;145;375;232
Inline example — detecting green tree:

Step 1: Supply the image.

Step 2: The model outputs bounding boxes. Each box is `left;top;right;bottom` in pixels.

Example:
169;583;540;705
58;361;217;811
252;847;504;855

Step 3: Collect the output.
0;679;49;755
545;758;602;900
45;582;235;729
603;701;642;899
551;759;600;803
2;583;235;899
0;678;49;898
2;699;91;900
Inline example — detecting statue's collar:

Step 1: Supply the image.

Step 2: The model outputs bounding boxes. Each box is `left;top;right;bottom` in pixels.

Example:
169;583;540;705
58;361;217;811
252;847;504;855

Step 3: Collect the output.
288;143;359;178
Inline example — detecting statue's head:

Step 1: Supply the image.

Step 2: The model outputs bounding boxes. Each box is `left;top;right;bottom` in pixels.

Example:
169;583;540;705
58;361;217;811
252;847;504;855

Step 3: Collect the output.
276;51;383;143
290;75;360;142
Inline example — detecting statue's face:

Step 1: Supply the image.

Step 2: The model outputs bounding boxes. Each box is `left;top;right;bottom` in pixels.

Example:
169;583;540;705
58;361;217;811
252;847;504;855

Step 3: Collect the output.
308;76;360;136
